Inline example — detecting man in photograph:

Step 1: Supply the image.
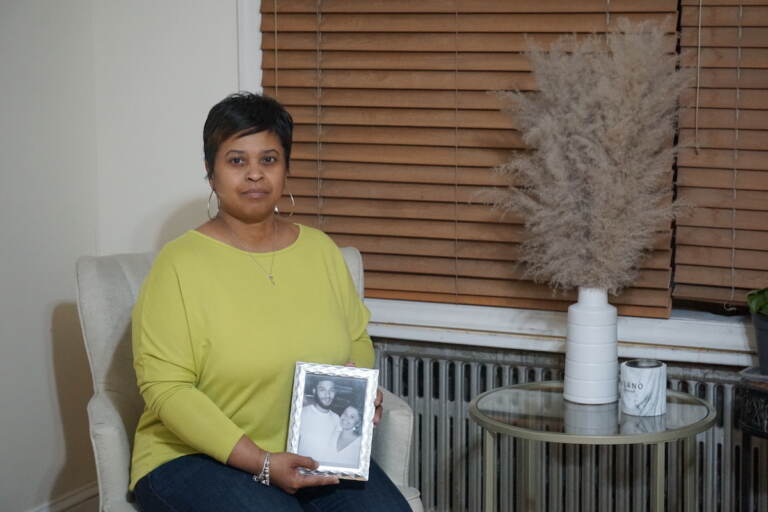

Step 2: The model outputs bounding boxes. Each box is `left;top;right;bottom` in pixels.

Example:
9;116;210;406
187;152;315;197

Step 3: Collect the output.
298;377;340;462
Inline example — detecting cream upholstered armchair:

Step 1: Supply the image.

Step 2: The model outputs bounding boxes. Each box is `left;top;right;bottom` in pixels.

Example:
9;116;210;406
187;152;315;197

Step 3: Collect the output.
75;248;422;511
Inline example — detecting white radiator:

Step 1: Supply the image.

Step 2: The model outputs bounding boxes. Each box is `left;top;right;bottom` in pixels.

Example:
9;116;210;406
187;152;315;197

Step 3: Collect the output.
374;339;767;512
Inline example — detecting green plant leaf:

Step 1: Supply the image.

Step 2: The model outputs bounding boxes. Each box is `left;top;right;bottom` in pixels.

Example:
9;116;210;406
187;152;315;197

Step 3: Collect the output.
746;288;768;315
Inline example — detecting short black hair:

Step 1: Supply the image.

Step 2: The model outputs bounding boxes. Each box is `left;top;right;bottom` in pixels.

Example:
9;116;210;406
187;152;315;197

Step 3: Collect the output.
311;376;336;390
203;92;293;179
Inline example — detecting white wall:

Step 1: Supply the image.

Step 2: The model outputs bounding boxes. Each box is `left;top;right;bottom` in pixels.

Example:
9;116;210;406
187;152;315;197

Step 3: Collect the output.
0;2;98;509
93;0;239;254
0;1;239;509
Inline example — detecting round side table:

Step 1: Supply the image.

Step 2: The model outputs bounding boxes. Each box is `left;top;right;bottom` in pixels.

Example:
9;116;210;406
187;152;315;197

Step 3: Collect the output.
469;380;716;512
737;370;768;512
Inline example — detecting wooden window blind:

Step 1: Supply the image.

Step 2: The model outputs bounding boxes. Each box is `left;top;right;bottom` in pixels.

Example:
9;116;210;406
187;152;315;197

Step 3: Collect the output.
675;0;768;306
262;0;679;319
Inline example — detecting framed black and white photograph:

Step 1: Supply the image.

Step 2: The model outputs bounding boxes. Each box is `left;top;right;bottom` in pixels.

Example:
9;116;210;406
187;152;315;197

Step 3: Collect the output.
286;362;379;480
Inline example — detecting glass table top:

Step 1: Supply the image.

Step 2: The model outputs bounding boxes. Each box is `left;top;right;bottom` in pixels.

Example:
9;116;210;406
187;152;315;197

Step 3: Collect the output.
469;381;717;445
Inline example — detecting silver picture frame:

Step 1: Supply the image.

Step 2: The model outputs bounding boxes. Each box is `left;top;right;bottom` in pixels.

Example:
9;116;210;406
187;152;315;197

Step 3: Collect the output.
286;362;379;480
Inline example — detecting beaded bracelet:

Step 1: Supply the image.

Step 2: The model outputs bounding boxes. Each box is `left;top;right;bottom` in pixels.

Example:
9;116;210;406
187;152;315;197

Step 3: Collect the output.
252;452;271;486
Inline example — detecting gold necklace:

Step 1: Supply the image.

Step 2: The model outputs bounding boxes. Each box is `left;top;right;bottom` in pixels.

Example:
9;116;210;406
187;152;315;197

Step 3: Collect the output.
225;218;278;286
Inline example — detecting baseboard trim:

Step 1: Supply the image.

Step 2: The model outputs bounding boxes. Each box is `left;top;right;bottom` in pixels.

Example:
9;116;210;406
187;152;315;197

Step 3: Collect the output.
27;481;98;512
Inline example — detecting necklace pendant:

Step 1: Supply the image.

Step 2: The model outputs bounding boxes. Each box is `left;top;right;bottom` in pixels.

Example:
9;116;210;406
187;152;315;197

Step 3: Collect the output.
268;274;275;285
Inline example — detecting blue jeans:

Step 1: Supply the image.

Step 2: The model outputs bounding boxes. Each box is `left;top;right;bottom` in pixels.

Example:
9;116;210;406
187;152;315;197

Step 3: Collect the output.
134;454;411;511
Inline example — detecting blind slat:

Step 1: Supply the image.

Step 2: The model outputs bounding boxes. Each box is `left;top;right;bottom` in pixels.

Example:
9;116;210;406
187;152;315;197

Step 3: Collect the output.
676;264;768;289
263;0;676;14
680;48;768;69
292;142;508;167
682;0;768;5
293;124;523;149
264;51;533;72
293;214;521;243
292;107;768;140
284;196;509;223
678;187;768;210
265;87;506;110
288;105;517;129
331;233;517;260
262;13;675;33
289;160;506;185
679;207;768;230
364;289;670;319
676;246;768;270
263;32;677;52
322;232;671;261
266;69;767;91
696;68;768;88
363;272;671;307
680;27;768;47
679;128;768;150
678;148;768;170
677;168;768;190
676;226;768;251
363;253;670;288
679;108;768;130
680;6;768;27
263;70;537;90
287;177;493;204
680;88;768;109
273;87;768;118
672;284;752;304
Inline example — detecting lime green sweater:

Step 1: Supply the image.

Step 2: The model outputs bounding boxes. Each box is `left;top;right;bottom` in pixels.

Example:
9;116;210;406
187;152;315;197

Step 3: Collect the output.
129;225;374;489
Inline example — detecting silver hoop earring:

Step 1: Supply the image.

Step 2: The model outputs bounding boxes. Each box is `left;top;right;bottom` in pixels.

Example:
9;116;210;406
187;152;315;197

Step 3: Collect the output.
207;190;219;220
287;191;295;217
274;192;295;217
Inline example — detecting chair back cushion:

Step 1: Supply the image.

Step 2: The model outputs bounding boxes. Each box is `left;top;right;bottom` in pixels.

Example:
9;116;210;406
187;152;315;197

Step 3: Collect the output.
77;253;154;393
340;246;363;297
76;252;155;510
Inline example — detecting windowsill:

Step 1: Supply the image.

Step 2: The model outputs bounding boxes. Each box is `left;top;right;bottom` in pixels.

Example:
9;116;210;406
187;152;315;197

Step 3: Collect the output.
365;298;757;367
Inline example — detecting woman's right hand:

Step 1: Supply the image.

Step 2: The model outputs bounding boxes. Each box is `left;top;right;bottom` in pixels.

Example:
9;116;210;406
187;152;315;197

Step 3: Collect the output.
269;452;339;494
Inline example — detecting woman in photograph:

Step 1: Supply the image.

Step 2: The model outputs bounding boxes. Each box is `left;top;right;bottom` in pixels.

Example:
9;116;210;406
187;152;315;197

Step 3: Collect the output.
129;93;410;511
332;404;364;467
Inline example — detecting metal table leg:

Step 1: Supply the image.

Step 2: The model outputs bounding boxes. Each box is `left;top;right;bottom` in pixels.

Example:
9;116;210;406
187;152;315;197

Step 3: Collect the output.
685;436;696;512
652;442;665;512
484;429;496;512
522;439;539;512
742;432;751;512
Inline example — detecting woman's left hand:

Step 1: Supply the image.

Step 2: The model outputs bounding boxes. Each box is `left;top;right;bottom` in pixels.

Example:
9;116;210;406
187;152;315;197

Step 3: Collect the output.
373;387;383;426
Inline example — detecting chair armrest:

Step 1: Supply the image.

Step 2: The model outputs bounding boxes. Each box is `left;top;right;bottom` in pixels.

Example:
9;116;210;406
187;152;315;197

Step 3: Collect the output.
87;392;140;512
371;388;413;488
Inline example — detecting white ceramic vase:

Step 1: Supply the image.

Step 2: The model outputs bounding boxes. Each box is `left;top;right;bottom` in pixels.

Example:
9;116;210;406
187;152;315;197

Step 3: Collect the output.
563;400;619;435
563;287;618;404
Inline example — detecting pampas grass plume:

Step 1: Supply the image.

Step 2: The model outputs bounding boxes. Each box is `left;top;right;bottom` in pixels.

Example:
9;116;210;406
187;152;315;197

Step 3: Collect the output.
487;19;692;294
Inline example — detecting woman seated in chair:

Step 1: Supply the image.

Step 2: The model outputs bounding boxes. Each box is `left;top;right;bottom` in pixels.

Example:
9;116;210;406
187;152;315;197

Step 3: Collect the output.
129;93;410;511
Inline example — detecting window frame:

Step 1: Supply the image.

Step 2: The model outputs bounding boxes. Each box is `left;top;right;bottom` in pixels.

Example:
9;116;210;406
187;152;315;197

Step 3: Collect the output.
238;0;756;368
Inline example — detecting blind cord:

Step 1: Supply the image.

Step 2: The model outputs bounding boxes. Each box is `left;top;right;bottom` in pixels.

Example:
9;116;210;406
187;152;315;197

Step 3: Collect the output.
453;1;460;298
728;2;743;306
694;0;703;154
316;0;323;226
273;0;278;96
